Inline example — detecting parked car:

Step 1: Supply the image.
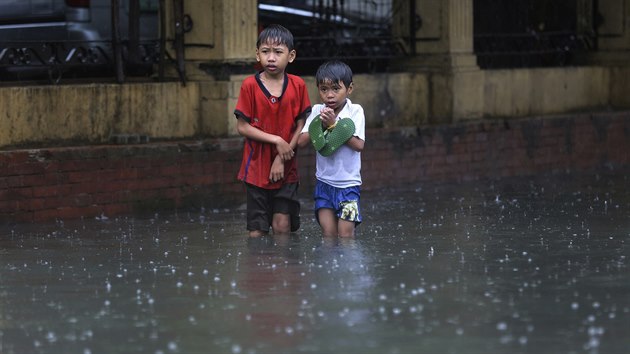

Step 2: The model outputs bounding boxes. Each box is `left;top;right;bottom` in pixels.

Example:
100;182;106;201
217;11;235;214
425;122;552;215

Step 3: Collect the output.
257;1;397;74
0;0;101;41
0;0;159;82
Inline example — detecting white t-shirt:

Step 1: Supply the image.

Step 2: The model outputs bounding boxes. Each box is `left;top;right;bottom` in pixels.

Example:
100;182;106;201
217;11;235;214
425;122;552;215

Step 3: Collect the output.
301;98;365;188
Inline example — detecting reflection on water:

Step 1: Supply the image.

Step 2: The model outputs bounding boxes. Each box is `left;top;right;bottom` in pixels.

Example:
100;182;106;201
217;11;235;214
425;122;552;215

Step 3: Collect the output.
1;172;629;353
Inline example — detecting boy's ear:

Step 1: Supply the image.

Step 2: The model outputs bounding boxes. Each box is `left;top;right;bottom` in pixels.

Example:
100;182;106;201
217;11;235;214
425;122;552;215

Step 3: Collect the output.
288;49;297;63
347;82;354;94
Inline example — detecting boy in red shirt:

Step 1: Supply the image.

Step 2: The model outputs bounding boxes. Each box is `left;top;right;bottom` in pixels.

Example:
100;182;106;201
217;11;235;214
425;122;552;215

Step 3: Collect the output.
234;24;311;237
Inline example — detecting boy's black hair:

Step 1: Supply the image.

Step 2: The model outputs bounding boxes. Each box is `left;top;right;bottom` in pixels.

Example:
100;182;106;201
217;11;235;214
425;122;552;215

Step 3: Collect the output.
315;60;353;88
257;24;294;51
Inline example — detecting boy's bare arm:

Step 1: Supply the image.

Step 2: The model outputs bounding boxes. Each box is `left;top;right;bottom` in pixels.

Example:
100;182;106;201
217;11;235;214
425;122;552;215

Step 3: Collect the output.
289;119;306;152
297;132;310;148
237;118;293;161
269;118;305;182
346;136;364;152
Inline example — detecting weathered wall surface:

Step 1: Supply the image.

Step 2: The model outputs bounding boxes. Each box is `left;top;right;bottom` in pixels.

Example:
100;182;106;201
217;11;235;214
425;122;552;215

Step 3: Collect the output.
0;65;622;149
481;67;611;118
0;82;200;147
2;112;628;224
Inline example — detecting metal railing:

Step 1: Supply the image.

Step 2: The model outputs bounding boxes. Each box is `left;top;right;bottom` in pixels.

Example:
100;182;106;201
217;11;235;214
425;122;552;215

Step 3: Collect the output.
259;0;402;74
0;0;182;84
474;31;595;69
0;0;600;83
0;40;162;83
473;0;596;69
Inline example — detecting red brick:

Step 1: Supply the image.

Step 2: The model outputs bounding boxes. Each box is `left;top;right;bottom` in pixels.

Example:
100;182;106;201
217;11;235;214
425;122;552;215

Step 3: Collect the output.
99;180;130;193
93;192;114;204
4;187;33;200
8;163;46;176
73;193;93;207
67;171;97;183
55;206;101;220
159;164;180;176
135;166;161;179
25;198;46;211
32;209;60;222
0;200;18;213
202;161;224;175
135;178;174;190
32;185;60;198
6;176;23;188
70;182;106;195
102;203;132;217
185;175;217;186
0;151;30;165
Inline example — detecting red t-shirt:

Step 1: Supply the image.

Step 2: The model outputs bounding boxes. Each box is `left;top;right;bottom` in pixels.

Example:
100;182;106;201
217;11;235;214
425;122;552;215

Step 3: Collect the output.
234;72;311;189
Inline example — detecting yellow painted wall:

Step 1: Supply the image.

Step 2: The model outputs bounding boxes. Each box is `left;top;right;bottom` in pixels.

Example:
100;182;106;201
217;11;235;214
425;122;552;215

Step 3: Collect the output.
0;82;199;148
0;65;625;149
480;67;610;118
163;0;257;62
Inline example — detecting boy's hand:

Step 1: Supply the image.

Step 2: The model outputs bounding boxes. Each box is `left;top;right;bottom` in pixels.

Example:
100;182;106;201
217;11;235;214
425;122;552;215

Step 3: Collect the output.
320;107;336;128
275;137;294;161
269;155;285;182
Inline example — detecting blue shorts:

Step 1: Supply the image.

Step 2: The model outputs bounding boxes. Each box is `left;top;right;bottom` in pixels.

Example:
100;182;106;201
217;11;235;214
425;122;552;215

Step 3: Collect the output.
314;180;362;225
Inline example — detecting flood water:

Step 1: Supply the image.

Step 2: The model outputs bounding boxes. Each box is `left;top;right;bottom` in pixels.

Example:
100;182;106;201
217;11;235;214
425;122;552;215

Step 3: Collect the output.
1;172;629;354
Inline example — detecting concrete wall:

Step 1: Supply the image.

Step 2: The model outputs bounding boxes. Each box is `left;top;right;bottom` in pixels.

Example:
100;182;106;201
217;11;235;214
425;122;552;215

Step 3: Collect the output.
610;67;630;108
0;65;625;149
0;82;200;147
480;67;611;119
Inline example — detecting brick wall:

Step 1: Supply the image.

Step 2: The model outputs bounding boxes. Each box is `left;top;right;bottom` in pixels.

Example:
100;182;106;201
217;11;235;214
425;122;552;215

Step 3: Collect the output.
2;112;629;223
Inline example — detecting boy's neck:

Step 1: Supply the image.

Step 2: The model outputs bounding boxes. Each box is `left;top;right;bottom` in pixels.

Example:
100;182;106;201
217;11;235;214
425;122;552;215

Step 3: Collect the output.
260;71;285;97
260;71;284;82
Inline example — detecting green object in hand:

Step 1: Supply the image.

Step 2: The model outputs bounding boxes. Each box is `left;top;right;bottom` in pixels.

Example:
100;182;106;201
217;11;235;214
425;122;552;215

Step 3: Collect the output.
308;114;327;151
308;116;355;157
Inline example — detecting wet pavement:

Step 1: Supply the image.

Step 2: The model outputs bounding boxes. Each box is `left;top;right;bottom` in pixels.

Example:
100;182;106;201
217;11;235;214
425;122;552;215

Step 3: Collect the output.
1;172;629;354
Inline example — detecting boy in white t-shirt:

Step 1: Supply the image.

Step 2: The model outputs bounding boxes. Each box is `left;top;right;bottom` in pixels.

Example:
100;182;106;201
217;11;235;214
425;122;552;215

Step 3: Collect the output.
298;60;366;237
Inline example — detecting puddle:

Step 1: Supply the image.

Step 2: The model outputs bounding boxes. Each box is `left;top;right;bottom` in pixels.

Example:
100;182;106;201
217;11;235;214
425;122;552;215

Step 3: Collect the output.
1;172;629;353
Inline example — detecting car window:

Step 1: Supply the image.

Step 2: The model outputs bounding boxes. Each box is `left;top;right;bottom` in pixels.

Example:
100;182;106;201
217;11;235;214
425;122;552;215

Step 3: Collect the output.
0;0;66;24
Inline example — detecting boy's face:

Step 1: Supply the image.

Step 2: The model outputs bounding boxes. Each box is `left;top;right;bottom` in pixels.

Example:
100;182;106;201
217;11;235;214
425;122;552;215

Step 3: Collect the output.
318;79;353;114
256;40;296;76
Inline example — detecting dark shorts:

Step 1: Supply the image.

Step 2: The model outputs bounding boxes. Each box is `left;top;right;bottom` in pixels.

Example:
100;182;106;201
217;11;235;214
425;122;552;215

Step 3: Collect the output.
245;182;300;233
314;180;362;225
